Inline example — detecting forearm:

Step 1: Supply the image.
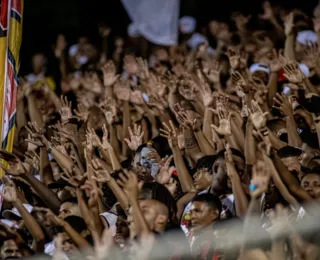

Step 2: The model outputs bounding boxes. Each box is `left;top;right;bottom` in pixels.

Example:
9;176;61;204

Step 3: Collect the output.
304;78;320;95
110;124;121;157
271;239;286;260
285;115;302;147
26;95;43;127
267;129;287;150
264;155;299;209
130;199;151;236
231;119;245;152
284;34;296;60
40;148;54;186
14;200;45;250
184;128;203;163
244;121;256;165
63;222;91;248
122;101;130;156
22;174;61;213
16;100;27;130
106;147;122;171
203;108;214;146
172;146;194;192
194;130;215;155
267;72;279;106
228;165;248;217
273;152;311;203
106;178;129;212
176;192;197;220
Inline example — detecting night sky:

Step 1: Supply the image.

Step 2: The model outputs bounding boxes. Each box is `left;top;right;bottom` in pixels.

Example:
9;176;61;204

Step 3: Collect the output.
20;0;318;74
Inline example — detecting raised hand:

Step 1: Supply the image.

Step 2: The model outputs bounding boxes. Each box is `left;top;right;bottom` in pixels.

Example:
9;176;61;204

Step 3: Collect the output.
204;60;221;84
156;155;174;184
0;176;18;203
92;159;112;183
118;170;141;200
0;150;25;176
59;96;72;122
86;128;102;148
273;93;293;117
25;150;40;171
178;77;197;101
130;90;144;105
124;124;144;151
282;61;305;83
96;124;110;151
267;204;292;239
231;71;247;97
93;228;114;260
101;61;119;87
259;1;275;21
136;57;149;80
250;159;270;198
123;55;139;75
80;178;103;207
211;107;232;136
100;98;117;125
250;100;268;130
60;168;86;188
160;120;178;148
25;122;48;147
174;104;197;130
227;47;240;70
113;80;131;101
284;12;295;37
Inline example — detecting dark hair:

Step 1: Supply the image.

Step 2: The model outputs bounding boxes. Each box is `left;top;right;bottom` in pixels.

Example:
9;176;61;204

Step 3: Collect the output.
195;155;217;174
192;193;222;216
139;182;178;224
56;216;87;235
277;146;302;158
216;148;245;161
61;197;78;205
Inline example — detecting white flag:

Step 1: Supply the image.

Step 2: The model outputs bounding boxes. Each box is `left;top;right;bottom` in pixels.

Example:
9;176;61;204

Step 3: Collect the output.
122;0;180;46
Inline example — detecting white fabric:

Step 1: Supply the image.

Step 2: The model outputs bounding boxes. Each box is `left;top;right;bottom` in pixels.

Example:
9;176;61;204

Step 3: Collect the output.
100;212;118;236
187;33;207;49
298;63;310;77
69;44;79;56
26;73;44;84
297;30;318;46
2;203;33;219
179;16;196;34
0;219;19;228
45;241;56;256
250;63;270;74
122;0;180;46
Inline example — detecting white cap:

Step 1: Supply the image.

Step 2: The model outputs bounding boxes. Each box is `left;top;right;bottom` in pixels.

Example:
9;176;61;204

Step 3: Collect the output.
187;33;207;49
100;212;118;236
2;204;33;219
0;219;19;229
296;30;318;46
179;16;196;34
298;63;310;77
250;63;270;74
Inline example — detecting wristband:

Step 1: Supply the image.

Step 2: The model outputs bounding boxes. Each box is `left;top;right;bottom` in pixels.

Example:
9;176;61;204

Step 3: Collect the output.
47;146;52;154
249;184;258;191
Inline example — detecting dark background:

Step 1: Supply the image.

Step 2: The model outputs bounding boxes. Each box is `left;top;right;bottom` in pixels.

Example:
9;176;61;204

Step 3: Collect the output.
21;0;318;74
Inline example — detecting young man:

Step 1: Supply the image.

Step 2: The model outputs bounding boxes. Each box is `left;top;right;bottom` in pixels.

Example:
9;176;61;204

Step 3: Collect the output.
0;239;22;260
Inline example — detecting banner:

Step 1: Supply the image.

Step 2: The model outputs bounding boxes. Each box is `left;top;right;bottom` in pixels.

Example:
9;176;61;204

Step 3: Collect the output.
0;0;24;177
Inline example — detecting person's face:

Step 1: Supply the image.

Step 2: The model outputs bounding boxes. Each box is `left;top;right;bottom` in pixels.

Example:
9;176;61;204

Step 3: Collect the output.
193;168;212;191
59;232;79;256
32;54;45;73
211;157;228;194
138;200;158;230
301;173;320;199
252;71;269;86
190;201;217;230
281;156;301;175
59;202;80;219
115;217;130;244
1;240;22;260
294;108;313;130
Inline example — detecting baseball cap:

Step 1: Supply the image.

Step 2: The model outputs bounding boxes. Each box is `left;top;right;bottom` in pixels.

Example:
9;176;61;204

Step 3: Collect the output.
179;16;196;34
2;204;33;220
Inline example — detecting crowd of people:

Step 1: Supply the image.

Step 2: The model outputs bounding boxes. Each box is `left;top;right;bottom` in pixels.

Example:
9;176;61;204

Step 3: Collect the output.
2;1;320;259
